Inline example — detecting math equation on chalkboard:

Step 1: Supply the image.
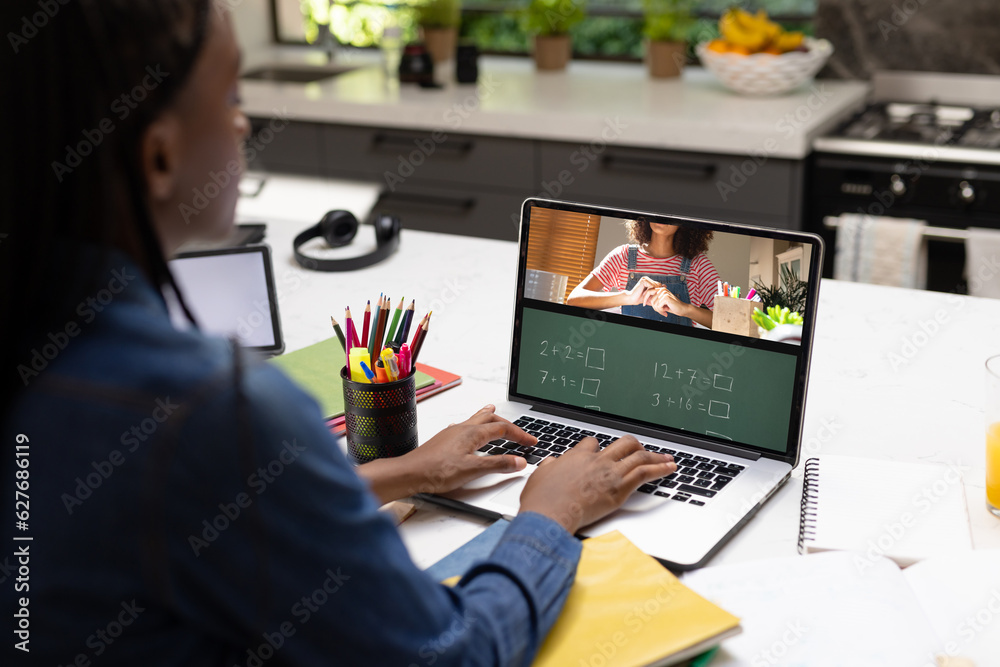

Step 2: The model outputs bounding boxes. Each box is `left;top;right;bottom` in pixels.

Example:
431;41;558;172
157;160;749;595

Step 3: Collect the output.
517;307;798;450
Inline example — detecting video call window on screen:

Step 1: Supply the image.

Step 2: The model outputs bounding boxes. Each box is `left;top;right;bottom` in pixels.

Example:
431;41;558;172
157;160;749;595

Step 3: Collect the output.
522;207;814;346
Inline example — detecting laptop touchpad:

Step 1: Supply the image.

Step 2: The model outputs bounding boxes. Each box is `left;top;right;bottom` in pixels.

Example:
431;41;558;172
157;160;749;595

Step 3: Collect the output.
487;477;529;511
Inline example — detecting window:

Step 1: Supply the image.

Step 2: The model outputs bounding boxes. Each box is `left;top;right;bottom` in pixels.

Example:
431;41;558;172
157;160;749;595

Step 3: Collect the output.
271;0;816;60
776;246;808;289
525;208;600;304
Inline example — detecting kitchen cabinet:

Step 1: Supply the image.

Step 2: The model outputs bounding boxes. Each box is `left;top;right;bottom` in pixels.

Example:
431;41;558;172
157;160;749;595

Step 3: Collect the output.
246;118;805;239
538;142;804;229
247;118;324;175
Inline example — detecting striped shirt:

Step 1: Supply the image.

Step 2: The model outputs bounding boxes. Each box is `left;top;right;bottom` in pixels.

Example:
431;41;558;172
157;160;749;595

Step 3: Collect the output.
593;245;721;310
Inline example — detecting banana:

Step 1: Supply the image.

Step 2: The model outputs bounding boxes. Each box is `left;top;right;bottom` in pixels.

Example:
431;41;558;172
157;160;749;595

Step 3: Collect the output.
720;9;770;51
718;8;802;55
774;31;805;53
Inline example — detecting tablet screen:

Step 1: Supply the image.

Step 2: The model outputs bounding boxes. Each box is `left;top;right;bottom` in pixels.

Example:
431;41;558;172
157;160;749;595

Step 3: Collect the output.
168;244;284;354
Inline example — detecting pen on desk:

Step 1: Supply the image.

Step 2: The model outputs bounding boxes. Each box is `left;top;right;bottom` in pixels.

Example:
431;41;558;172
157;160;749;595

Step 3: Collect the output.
361;300;371;351
386;296;404;346
330;316;346;353
397;299;415;345
345;306;361;348
410;312;430;365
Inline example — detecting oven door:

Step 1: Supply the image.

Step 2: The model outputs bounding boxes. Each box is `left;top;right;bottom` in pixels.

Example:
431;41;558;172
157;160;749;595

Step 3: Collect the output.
805;152;1000;293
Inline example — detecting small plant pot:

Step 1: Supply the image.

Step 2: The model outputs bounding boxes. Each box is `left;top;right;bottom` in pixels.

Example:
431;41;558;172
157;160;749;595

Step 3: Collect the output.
646;40;686;78
533;34;572;71
421;26;458;64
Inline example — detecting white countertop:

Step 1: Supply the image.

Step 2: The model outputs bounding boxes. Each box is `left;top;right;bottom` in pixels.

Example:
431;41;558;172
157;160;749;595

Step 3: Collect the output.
237;173;1000;576
241;49;870;159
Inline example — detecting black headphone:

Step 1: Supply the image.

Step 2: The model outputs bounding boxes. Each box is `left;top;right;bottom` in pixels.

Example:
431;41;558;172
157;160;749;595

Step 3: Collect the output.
292;210;401;272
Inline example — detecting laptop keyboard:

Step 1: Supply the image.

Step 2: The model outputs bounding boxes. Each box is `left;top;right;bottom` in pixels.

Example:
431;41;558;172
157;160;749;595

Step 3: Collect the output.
476;415;746;507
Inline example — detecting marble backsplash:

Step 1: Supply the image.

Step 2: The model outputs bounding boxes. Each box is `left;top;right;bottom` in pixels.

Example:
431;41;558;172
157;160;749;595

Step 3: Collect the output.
815;0;1000;80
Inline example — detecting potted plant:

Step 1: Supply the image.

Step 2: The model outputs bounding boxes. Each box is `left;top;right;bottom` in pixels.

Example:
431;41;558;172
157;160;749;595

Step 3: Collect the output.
519;0;586;71
418;0;462;64
642;0;694;78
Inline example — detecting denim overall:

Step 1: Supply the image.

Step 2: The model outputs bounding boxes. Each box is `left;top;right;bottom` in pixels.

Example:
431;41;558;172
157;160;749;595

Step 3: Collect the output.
620;245;694;326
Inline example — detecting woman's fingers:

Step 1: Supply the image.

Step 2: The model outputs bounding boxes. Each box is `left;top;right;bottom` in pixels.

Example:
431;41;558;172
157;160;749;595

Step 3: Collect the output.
601;434;645;460
463;404;497;425
480;419;537;446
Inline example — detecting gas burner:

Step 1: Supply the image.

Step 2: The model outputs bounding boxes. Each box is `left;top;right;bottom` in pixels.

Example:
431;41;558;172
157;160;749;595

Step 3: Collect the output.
956;109;1000;149
884;103;974;127
839;103;977;146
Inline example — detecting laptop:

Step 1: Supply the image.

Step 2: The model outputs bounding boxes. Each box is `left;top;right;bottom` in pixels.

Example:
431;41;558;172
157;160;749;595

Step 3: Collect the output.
431;198;824;570
167;244;285;356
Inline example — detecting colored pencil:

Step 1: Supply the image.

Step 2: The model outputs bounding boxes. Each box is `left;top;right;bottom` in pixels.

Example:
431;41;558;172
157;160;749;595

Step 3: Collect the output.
386;296;404;347
361;300;371;349
397;299;416;346
409;311;427;349
368;294;382;364
373;296;389;363
330;316;346;353
345;307;360;348
344;309;354;354
410;311;430;365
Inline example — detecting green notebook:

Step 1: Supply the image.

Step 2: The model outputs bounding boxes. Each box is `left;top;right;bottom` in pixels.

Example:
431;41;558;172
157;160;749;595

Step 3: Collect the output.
269;337;434;419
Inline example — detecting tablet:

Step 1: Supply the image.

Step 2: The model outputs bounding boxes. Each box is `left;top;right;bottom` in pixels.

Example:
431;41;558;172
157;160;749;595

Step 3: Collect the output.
168;244;285;356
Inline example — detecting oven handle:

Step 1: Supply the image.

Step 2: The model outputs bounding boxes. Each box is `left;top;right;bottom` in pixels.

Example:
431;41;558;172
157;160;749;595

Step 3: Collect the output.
823;217;969;243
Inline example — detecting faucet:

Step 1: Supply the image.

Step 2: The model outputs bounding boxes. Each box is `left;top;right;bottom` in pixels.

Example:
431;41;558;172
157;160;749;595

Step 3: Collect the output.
319;20;338;64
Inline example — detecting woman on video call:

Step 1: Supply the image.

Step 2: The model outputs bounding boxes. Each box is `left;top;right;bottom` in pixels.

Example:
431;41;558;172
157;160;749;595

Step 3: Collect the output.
567;219;720;327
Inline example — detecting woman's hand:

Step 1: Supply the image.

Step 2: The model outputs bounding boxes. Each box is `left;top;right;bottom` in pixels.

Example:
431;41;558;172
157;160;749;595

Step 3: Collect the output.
625;276;662;306
643;287;690;318
356;405;533;504
519;435;676;535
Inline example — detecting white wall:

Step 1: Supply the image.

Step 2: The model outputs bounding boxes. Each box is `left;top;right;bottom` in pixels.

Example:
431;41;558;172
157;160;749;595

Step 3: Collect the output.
593;215;630;271
749;238;791;290
230;0;272;57
705;233;750;290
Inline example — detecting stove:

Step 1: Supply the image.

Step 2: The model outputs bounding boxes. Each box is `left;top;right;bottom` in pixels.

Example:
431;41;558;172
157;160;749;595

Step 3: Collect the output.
814;101;1000;165
806;71;1000;293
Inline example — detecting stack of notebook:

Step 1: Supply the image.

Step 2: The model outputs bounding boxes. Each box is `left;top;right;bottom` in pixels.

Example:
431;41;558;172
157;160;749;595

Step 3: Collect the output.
268;336;462;434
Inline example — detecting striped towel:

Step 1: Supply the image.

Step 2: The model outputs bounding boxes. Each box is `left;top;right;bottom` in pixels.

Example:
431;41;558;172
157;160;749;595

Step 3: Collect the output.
965;227;1000;299
833;214;927;289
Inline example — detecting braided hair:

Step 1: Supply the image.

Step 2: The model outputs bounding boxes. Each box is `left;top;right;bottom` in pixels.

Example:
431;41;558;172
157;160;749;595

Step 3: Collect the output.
0;0;209;412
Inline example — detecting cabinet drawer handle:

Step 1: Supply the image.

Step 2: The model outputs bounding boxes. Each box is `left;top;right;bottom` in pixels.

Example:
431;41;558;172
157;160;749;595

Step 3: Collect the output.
601;155;716;179
372;133;474;154
378;192;476;213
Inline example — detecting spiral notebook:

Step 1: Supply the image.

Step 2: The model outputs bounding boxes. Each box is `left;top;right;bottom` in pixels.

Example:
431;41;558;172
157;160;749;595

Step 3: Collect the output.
797;455;973;567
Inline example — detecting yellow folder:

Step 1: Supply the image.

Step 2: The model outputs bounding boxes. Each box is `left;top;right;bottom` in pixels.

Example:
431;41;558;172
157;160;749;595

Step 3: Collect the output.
532;531;741;667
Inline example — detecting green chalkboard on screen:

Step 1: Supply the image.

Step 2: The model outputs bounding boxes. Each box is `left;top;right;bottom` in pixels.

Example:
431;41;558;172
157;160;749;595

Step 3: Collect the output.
515;308;798;451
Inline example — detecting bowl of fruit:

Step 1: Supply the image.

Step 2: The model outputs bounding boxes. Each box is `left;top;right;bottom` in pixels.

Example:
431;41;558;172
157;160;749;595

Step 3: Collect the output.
696;9;832;96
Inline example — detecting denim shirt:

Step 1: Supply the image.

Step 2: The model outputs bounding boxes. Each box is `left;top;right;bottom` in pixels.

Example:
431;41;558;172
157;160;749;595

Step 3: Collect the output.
2;257;581;666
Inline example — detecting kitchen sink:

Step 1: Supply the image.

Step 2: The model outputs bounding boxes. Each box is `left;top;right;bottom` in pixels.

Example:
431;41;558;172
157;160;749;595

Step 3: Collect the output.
241;64;360;83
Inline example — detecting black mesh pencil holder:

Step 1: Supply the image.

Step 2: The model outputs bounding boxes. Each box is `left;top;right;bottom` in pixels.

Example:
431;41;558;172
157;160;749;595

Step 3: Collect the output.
341;367;418;464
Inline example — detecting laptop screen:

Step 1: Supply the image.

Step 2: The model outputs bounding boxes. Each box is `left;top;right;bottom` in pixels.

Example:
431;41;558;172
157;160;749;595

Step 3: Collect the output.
168;244;284;355
509;200;823;460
